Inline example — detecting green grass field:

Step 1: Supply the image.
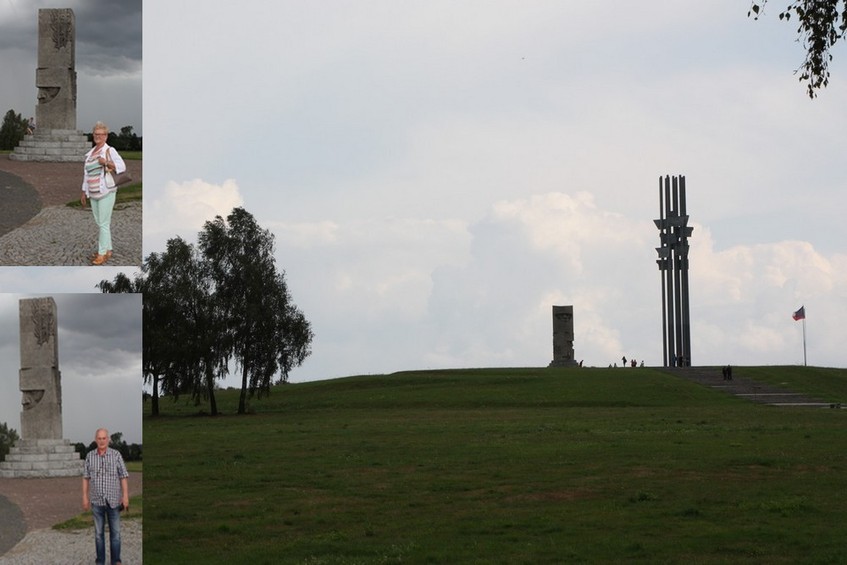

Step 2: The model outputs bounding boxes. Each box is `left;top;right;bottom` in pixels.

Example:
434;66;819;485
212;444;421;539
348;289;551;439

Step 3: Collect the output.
143;367;847;564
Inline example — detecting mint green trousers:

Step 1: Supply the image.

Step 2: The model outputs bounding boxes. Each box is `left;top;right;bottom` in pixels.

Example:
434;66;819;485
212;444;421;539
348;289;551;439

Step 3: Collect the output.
90;191;116;255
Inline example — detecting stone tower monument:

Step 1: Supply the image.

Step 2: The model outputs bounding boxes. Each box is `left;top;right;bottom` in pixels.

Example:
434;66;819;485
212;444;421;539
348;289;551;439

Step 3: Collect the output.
0;297;83;478
19;297;63;439
10;8;91;162
548;305;578;367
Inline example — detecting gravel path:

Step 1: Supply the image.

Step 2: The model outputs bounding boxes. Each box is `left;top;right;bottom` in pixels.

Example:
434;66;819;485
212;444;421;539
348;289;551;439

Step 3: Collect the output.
0;203;142;266
0;520;142;564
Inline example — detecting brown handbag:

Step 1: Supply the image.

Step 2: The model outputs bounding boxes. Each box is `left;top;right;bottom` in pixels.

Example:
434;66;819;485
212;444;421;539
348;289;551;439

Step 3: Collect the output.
105;148;133;188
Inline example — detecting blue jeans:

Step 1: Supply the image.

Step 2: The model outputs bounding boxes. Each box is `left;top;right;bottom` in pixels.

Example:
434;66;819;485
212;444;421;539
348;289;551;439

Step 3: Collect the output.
91;504;121;564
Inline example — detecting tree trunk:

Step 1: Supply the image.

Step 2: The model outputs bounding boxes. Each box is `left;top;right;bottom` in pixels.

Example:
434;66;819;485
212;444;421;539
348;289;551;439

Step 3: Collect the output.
238;363;248;414
206;366;218;416
152;373;160;417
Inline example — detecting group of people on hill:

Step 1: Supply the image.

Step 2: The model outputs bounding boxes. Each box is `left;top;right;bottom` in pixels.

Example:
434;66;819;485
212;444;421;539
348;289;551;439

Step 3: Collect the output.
611;356;643;368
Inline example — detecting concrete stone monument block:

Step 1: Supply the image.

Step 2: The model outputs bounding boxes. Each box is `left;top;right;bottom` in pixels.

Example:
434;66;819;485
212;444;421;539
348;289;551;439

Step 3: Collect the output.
10;9;90;162
548;305;578;367
19;297;62;440
0;297;83;478
36;8;77;131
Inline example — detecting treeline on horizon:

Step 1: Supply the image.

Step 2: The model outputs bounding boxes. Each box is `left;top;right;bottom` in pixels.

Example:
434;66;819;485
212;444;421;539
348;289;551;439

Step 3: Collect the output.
73;431;142;462
0;108;142;151
0;425;141;463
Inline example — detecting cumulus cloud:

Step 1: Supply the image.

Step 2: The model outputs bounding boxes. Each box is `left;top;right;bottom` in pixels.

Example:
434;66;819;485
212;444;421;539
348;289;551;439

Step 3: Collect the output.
144;178;245;250
272;220;340;248
422;191;653;368
689;228;847;366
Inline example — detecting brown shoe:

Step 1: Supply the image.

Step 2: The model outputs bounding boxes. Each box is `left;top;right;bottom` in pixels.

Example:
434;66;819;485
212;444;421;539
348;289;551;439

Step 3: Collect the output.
91;253;109;266
90;250;112;262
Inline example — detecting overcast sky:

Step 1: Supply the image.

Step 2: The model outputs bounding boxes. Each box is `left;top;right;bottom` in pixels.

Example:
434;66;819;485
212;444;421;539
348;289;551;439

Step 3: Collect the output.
0;294;142;444
0;0;142;135
1;1;846;388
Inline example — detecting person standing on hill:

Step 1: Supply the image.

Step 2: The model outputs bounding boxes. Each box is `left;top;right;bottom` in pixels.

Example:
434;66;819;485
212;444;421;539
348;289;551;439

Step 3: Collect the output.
82;428;129;565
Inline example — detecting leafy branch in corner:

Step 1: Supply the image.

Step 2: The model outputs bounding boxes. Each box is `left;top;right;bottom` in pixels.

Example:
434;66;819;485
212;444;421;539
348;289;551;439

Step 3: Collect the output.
749;1;847;97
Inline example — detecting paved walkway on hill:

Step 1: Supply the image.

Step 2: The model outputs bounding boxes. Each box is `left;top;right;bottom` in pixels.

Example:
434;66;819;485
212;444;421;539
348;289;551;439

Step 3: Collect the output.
662;366;840;407
0;157;142;267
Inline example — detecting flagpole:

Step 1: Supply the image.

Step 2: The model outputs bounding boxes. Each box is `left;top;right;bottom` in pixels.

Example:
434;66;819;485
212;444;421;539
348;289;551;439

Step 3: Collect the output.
802;318;807;367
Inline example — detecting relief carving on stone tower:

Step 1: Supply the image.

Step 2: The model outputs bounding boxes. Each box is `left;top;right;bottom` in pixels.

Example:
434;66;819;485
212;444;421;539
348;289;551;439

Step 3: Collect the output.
49;11;72;50
30;298;55;347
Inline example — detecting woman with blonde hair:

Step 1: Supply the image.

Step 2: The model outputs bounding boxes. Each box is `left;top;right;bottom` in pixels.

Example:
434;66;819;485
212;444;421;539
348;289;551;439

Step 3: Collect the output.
80;121;126;265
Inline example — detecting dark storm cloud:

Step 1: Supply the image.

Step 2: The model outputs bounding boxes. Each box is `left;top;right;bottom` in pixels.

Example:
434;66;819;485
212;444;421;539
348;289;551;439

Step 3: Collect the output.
74;0;142;75
56;293;142;355
0;0;141;76
0;299;19;349
0;0;40;41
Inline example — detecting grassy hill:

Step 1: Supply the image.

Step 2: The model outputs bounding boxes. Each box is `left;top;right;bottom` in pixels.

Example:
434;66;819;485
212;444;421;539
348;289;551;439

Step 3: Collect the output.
143;367;847;564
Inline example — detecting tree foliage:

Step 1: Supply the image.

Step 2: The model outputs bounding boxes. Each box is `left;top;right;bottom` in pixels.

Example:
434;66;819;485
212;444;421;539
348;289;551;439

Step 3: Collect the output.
100;207;313;416
199;207;312;414
74;431;142;462
0;109;27;150
100;237;228;416
86;125;142;151
750;1;847;97
0;422;20;462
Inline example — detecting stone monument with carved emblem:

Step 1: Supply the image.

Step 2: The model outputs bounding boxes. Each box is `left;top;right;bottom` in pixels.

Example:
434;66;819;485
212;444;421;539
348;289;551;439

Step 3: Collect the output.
548;305;578;367
11;8;91;162
0;297;83;478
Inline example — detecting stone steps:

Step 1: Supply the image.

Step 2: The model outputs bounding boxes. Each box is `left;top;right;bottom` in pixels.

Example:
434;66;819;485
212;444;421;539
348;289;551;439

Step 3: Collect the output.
0;438;84;478
10;129;90;162
662;366;839;408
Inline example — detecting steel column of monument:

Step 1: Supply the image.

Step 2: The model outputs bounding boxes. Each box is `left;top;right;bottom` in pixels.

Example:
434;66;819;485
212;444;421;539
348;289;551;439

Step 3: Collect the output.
654;175;693;367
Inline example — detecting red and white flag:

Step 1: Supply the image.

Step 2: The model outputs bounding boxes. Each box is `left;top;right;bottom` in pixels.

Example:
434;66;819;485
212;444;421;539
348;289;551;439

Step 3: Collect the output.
792;306;805;321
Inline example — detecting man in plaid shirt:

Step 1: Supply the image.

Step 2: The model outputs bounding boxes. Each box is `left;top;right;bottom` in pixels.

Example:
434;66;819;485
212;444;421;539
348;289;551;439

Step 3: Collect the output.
83;428;130;565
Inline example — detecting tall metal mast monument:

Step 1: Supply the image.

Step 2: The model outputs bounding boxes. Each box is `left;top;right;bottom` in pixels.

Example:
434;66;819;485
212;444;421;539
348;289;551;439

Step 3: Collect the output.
654;175;693;367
